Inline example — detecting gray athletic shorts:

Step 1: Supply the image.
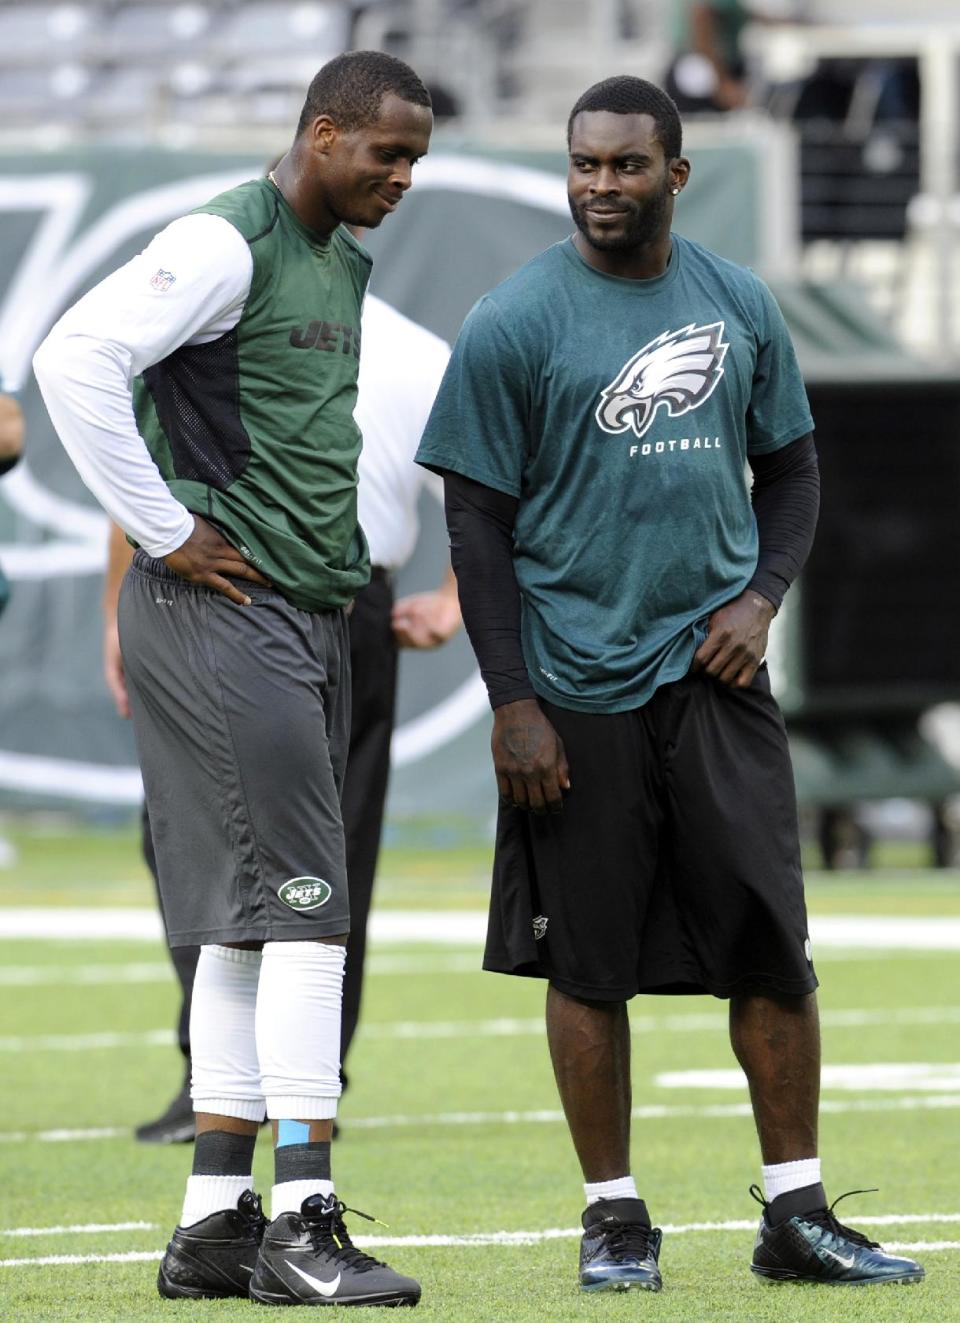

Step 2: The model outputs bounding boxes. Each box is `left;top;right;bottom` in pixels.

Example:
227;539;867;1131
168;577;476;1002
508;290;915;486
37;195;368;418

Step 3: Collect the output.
119;551;351;947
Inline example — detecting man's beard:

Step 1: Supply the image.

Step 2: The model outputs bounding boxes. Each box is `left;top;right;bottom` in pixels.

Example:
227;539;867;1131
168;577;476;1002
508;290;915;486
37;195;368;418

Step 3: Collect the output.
568;179;671;252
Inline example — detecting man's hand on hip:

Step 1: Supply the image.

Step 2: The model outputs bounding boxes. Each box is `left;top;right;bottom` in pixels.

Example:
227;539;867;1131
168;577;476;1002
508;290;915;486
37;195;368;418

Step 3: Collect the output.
492;697;570;814
692;589;776;688
163;515;271;606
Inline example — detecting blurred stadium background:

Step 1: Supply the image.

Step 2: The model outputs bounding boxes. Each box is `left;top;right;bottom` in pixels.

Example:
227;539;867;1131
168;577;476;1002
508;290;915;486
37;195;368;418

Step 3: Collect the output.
1;0;960;862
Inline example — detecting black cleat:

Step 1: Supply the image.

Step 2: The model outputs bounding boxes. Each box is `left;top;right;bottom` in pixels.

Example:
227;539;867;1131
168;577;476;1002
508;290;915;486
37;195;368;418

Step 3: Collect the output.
135;1084;195;1145
157;1188;266;1299
249;1192;421;1307
579;1197;663;1293
750;1183;925;1286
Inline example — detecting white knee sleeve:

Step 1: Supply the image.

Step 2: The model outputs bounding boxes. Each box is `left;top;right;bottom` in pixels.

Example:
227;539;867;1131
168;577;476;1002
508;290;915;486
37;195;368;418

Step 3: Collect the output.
257;940;345;1120
190;944;265;1122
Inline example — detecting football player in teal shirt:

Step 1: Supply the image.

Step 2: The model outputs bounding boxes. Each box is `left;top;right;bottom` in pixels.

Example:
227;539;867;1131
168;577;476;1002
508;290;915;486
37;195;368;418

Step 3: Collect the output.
418;75;924;1294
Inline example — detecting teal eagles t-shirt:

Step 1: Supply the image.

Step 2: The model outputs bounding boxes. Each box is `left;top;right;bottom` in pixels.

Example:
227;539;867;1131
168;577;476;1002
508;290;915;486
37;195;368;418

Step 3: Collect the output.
416;234;814;714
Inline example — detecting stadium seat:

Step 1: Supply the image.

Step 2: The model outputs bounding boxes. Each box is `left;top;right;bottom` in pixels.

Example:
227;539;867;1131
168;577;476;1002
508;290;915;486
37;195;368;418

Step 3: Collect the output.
0;4;103;65
215;2;349;59
0;64;91;120
102;3;215;62
80;65;166;121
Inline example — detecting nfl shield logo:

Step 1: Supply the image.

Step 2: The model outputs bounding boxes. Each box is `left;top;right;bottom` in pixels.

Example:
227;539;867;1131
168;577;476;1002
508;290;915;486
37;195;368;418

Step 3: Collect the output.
149;268;176;292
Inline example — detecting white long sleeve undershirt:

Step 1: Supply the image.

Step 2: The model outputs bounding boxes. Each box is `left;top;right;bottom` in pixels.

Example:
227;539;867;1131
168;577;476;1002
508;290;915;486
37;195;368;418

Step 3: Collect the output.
33;211;254;558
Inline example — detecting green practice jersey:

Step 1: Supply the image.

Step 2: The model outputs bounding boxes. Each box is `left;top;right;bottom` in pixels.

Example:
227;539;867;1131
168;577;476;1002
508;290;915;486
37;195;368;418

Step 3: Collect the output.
417;235;813;713
133;178;371;612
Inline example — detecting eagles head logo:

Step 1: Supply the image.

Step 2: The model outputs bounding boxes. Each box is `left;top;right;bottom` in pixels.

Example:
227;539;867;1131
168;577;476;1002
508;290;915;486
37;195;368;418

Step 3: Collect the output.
596;321;729;440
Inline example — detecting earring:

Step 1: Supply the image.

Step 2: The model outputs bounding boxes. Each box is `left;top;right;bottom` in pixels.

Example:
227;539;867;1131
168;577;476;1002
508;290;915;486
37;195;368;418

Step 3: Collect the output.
671;187;680;196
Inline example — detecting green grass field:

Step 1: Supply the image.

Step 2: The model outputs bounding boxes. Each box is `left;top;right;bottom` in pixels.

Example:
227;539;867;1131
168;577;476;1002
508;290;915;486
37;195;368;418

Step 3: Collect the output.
1;821;958;1321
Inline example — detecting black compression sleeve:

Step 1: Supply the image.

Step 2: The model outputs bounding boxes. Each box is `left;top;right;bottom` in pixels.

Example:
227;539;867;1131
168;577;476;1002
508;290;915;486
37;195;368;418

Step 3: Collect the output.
0;454;21;478
747;432;820;610
442;470;536;709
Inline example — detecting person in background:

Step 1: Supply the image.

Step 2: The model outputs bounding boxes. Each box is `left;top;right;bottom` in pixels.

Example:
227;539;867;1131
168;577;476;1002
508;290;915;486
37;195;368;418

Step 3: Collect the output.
0;391;25;613
665;0;754;113
0;390;26;869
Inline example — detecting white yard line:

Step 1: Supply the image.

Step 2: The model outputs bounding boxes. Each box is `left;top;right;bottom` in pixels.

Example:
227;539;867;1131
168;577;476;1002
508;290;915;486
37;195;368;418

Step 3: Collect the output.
1;1222;154;1237
0;1128;126;1144
3;1093;960;1148
1;1220;957;1269
0;953;482;986
657;1063;960;1091
8;1212;947;1239
0;1029;173;1052
0;962;171;987
1;1251;163;1268
4;1006;960;1053
346;1094;960;1127
3;909;960;950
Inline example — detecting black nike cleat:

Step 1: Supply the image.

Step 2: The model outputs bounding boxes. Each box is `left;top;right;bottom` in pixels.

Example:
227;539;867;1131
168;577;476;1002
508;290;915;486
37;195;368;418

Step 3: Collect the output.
750;1183;925;1286
249;1192;421;1307
158;1188;267;1299
578;1197;663;1293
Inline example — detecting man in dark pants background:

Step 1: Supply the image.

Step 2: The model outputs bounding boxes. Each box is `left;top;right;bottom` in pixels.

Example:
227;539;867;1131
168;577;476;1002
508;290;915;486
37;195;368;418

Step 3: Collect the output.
0;391;26;871
0;392;25;591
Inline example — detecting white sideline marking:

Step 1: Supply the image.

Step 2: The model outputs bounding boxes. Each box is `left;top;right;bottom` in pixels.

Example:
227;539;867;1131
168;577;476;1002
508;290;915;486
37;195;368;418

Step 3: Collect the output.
4;1093;960;1148
889;1241;960;1252
810;916;960;950
3;909;960;949
1;1220;957;1269
1;1222;154;1238
5;1006;960;1053
0;962;171;987
0;954;481;986
0;1029;172;1052
1;1251;163;1268
658;1064;960;1092
0;1128;125;1144
346;1094;960;1128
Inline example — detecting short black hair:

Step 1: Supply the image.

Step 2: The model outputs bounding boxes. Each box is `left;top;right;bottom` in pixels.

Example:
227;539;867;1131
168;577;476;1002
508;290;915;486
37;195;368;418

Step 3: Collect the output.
567;76;682;161
296;50;432;137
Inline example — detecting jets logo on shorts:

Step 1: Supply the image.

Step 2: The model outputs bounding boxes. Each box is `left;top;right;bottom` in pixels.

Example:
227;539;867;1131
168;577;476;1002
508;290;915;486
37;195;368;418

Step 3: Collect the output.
149;268;176;292
278;877;332;911
596;321;728;440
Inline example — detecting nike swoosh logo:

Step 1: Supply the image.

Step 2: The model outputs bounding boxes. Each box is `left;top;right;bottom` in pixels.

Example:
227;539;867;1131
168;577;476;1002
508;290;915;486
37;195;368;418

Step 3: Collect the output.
819;1248;856;1269
239;1265;254;1274
285;1260;341;1297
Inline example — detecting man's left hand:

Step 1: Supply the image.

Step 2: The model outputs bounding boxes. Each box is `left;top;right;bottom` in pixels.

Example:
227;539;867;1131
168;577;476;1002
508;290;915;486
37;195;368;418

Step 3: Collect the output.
692;589;776;687
392;589;462;650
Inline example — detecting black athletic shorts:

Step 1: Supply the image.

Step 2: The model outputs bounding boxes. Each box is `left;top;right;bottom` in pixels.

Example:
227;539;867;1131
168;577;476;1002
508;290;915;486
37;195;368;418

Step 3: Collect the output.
484;666;817;1001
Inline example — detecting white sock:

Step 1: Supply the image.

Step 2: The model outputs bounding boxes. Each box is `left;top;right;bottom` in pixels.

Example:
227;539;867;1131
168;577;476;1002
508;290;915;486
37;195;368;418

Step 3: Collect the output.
180;1174;252;1227
190;945;265;1121
762;1157;822;1202
257;941;345;1121
584;1176;639;1205
271;1178;336;1220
